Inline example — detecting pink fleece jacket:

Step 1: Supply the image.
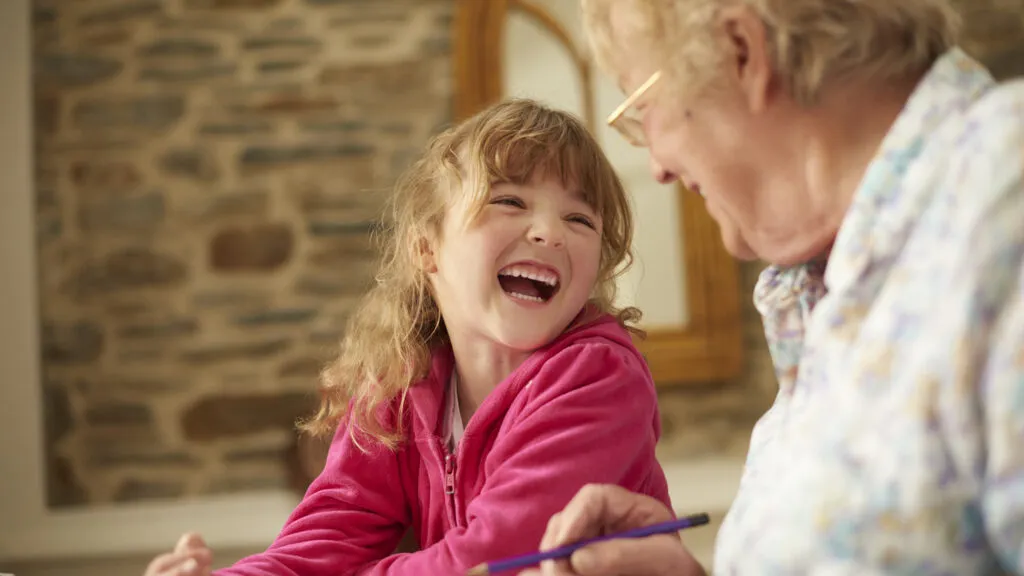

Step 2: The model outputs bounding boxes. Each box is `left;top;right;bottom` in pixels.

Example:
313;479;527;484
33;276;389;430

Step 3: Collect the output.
216;314;671;576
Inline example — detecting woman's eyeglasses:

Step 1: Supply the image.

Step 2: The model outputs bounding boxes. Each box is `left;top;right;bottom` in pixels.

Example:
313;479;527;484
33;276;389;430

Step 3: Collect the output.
606;70;661;147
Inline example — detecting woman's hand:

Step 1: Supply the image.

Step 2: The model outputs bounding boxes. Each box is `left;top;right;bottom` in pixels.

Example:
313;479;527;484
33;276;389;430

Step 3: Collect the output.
144;533;213;576
519;484;706;576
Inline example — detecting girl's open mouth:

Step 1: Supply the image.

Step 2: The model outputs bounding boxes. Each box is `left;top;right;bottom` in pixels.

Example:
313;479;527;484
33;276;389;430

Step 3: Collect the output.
497;263;560;303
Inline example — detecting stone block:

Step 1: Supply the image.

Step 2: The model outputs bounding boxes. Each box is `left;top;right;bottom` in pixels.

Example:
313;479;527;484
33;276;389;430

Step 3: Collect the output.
47;455;89;508
242;36;321;51
267;17;304;31
299;120;367;133
159;148;220;181
139;63;237;82
239;143;373;170
278;356;327;378
37;215;63;245
206;474;289;493
300;193;380;218
230;93;339;115
80;1;163;26
258;60;306;73
34;94;60;136
71;160;143;191
33;6;56;26
294;273;374;297
328;13;407;27
42;321;105;365
320;61;430;95
117;318;198;339
83;30;134;48
114;479;186;502
199;120;274;135
43;384;74;446
223;446;290;463
309;327;344;344
117;347;168;364
87;446;199;468
84;403;154;427
77;192;166;232
139;38;220;58
104;300;159;319
180;391;315;441
209;223;294;272
349;34;391;49
64;248;188;299
305;0;370;5
181;189;269;222
306;236;376;265
73;95;186;132
307;220;377;237
233;308;319;327
181;338;291;364
192;289;272;309
37;53;123;88
184;0;284;8
87;377;184;395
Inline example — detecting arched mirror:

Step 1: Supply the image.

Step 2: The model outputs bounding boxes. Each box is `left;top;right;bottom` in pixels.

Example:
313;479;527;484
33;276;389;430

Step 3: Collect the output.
453;0;743;384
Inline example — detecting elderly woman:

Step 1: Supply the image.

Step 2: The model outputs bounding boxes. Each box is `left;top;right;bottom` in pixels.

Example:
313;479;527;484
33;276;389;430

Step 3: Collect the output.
522;0;1024;575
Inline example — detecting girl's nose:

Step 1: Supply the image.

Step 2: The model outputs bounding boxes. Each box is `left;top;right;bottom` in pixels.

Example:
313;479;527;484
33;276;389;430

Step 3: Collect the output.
528;217;565;248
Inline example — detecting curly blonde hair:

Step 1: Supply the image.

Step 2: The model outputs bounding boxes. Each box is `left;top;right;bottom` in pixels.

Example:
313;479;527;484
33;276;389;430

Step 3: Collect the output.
581;0;960;105
302;98;641;449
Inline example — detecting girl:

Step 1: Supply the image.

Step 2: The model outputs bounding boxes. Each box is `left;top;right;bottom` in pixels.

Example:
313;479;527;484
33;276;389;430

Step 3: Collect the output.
145;99;671;576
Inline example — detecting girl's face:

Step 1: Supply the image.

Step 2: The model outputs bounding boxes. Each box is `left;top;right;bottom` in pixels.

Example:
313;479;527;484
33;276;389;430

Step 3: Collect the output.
425;173;604;352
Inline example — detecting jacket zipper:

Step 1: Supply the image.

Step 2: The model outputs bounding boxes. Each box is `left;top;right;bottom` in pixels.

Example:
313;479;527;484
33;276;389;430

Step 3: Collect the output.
441;442;459;528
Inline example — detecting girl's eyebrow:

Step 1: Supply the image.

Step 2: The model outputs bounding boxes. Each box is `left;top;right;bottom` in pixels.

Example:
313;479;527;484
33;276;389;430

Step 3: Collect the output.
570;190;599;213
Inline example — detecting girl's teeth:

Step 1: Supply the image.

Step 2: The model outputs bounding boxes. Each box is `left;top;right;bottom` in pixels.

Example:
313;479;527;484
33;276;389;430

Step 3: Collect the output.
508;292;544;303
499;266;558;287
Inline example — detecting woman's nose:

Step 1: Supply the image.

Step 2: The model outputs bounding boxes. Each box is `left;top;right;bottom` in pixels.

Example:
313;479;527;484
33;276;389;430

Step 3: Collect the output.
649;155;679;185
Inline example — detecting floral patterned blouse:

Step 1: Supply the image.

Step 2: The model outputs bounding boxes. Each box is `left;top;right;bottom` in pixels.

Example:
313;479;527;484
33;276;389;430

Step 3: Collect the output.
713;48;1024;575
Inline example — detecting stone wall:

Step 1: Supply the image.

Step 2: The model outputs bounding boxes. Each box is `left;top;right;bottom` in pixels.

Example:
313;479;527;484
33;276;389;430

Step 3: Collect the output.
35;0;1024;509
35;0;453;508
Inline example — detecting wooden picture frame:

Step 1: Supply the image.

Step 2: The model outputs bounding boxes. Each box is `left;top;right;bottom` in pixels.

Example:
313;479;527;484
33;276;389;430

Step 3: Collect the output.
452;0;743;384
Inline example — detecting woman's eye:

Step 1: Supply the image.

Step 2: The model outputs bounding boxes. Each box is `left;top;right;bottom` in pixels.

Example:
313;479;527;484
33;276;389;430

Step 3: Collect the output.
492;196;525;208
568;214;595;229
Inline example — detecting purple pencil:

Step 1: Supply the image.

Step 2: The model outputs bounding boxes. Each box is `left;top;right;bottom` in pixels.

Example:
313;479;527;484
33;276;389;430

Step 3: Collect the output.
466;512;711;575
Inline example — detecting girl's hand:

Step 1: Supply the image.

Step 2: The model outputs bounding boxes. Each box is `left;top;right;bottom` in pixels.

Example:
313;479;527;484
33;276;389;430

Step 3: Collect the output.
519;484;706;576
144;533;213;576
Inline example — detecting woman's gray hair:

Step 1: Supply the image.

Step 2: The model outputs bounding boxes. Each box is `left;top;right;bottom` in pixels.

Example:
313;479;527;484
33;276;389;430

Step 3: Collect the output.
581;0;961;105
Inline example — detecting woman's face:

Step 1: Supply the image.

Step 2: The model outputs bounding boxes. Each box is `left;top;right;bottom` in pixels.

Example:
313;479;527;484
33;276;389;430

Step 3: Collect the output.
629;66;761;261
608;4;843;266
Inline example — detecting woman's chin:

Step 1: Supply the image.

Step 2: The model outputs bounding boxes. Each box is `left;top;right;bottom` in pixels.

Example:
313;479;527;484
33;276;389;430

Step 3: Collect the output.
720;230;759;261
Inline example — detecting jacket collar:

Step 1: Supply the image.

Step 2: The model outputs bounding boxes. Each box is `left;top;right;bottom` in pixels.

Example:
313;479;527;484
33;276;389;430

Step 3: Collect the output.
404;308;624;441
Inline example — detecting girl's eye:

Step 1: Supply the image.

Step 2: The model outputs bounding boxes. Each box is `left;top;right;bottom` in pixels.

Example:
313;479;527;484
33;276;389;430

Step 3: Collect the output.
492;196;525;208
568;214;596;229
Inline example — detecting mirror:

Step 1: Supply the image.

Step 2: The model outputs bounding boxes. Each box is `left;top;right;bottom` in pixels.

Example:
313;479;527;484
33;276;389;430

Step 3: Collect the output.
453;0;743;384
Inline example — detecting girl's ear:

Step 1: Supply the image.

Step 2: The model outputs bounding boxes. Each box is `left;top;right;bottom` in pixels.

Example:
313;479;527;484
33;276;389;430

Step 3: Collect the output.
416;235;438;273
